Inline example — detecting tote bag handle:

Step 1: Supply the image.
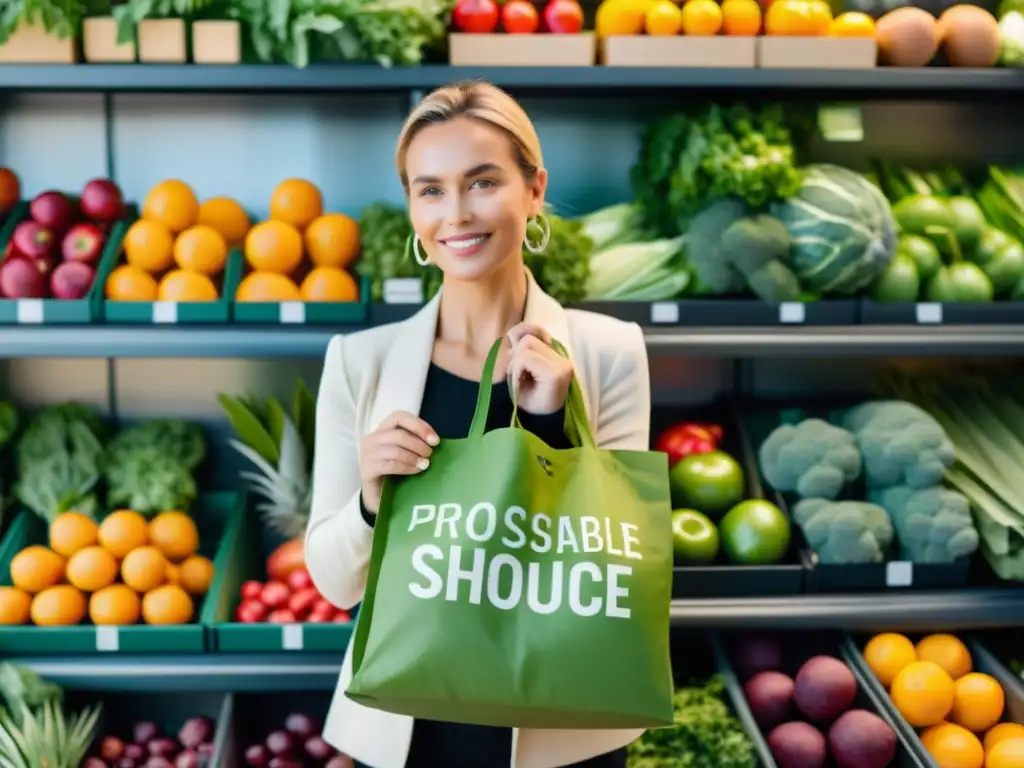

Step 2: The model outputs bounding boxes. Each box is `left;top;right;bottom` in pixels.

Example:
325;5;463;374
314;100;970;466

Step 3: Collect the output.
467;336;596;449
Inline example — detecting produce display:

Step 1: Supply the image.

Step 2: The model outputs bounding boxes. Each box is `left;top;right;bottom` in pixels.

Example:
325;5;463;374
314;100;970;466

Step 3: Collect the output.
86;716;216;767
452;0;585;34
241;710;354;767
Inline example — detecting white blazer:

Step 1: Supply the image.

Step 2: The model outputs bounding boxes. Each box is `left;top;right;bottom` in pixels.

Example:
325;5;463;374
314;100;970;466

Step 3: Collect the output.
305;271;652;768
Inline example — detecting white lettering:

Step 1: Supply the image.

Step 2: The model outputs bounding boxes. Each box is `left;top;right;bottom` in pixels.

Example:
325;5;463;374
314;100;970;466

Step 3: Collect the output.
604;517;623;557
568;562;603;616
409;544;444;599
466;502;497;542
501;506;527;549
408;505;436;532
444;546;485;604
526;561;562;614
606;565;632;618
436;503;462;539
557;516;580;554
580;516;603;553
621;523;642;560
530;514;552;553
486;554;523;610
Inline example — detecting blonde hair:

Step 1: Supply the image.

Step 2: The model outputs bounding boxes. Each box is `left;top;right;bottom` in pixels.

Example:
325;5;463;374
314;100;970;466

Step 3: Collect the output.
396;81;543;190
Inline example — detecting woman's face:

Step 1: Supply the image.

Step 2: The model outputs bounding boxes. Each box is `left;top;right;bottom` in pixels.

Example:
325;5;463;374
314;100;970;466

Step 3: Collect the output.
405;116;546;283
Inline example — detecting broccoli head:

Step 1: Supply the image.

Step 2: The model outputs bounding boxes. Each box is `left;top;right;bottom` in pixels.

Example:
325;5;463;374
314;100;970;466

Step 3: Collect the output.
869;485;980;564
838;400;956;489
758;418;862;500
792;498;894;565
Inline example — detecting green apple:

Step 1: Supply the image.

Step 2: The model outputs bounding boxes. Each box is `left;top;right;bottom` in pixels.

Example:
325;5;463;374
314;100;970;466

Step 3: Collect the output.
719;499;791;565
671;509;720;565
668;450;745;517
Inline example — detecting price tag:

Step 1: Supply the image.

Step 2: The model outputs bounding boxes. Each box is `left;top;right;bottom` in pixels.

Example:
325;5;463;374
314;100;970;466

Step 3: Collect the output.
384;278;423;305
282;623;304;651
279;301;305;324
885;561;913;588
16;299;43;324
817;105;864;143
915;303;942;324
152;301;178;324
650;302;679;324
95;626;119;652
779;302;806;324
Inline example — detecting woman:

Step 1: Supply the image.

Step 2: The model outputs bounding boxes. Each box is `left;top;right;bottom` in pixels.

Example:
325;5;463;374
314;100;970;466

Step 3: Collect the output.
305;81;652;768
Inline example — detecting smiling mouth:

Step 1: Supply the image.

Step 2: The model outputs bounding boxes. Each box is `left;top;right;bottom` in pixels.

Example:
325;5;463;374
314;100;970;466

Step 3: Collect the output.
442;234;491;250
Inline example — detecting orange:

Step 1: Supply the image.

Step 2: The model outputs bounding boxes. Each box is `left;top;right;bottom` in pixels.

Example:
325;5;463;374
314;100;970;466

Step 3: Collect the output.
269;178;323;231
30;585;86;626
681;0;723;34
10;546;65;594
765;0;819;35
177;554;215;596
987;737;1024;768
105;264;159;302
891;660;955;727
123;219;175;274
245;220;304;274
304;213;361;268
807;0;832;32
121;546;168;593
65;545;119;592
49;511;99;558
142;584;194;625
0;167;20;213
236;272;302;302
951;673;1004;732
143;179;200;234
148;511;199;562
0;587;31;625
917;634;973;680
828;10;875;36
197;196;250;246
722;0;761;34
300;267;359;302
173;224;228;276
89;584;141;626
921;723;984;768
158;270;219;302
986;724;1024;753
863;632;917;688
98;510;149;559
645;1;683;34
165;563;180;586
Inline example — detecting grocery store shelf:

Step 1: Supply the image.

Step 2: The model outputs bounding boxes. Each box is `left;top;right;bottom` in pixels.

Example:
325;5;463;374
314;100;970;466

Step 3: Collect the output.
0;64;1020;95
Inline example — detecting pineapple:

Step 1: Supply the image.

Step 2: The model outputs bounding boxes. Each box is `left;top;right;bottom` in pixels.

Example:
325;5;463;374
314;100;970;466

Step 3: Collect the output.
218;379;316;540
0;698;101;768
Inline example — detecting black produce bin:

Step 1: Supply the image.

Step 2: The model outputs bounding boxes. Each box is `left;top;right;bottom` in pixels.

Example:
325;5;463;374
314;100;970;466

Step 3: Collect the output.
653;401;808;599
740;403;971;593
716;630;928;768
218;690;338;766
581;298;859;327
860;299;1024;325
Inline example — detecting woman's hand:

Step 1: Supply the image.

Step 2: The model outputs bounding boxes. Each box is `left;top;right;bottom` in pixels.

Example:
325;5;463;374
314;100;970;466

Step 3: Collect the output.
359;410;439;514
506;323;574;416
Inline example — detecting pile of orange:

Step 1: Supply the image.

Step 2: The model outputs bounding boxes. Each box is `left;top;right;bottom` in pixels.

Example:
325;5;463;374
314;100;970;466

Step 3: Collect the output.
236;178;361;304
864;632;1022;768
106;179;250;303
0;509;214;627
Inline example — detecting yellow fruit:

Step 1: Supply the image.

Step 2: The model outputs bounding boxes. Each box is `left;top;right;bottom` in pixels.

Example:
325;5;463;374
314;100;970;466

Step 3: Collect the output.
65;545;119;593
121;546;168;593
197;196;250;247
951;673;1004;733
89;584;141;626
987;737;1024;768
645;1;683;34
921;723;984;768
596;0;648;35
142;584;194;625
235;272;302;303
98;510;149;559
123;219;175;274
986;724;1024;753
864;632;918;688
828;10;875;36
157;270;219;302
10;546;65;594
177;554;215;596
722;0;762;34
0;587;31;625
917;634;973;680
143;179;200;234
891;660;955;727
148;511;199;562
173;224;229;276
269;179;323;231
30;585;87;626
681;0;723;35
49;511;99;558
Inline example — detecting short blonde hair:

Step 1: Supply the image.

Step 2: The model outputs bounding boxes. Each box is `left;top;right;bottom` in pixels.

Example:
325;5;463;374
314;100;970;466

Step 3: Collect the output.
396;81;543;190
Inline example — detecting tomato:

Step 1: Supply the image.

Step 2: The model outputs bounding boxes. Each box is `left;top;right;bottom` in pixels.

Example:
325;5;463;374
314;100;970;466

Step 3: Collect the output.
286;568;312;592
267;608;298;624
454;0;500;32
503;0;540;33
260;580;291;609
240;580;263;601
544;0;584;32
235;599;267;623
288;587;320;620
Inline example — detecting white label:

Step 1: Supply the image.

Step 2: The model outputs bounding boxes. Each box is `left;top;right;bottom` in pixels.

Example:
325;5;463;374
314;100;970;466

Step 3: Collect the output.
650;302;679;324
779;302;806;324
282;623;304;650
16;299;43;324
886;561;913;588
384;278;423;305
916;303;942;324
818;105;864;143
95;626;119;652
152;301;178;324
279;301;305;324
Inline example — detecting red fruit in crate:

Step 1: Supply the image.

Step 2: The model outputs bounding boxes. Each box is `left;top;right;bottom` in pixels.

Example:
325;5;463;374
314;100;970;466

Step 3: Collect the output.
0;168;20;214
453;0;500;32
240;580;264;601
80;178;124;223
125;741;148;760
50;261;95;300
502;0;540;32
235;599;268;623
12;220;54;259
29;191;75;233
267;608;298;624
333;611;351;623
288;587;319;620
544;0;584;32
61;222;104;265
0;256;46;299
100;736;126;760
261;581;291;609
267;539;305;582
286;568;312;592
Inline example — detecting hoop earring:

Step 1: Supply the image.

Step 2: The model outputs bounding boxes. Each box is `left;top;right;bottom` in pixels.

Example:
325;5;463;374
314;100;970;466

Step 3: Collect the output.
406;233;430;266
524;213;550;255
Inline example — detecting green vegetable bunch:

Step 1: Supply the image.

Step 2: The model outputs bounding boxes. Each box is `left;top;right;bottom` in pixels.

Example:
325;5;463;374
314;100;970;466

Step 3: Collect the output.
356;202;442;302
522;213;592;306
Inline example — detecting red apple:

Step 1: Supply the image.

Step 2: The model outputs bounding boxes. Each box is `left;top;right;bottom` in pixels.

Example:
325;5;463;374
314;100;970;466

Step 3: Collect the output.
50;261;95;300
0;257;47;298
544;0;584;32
80;178;124;223
12;220;55;259
61;222;105;265
29;191;75;233
32;254;55;277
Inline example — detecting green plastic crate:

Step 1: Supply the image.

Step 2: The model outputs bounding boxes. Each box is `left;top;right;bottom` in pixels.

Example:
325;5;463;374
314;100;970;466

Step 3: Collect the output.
0;492;241;655
232;271;369;324
204;494;354;653
101;237;243;325
0;201;132;325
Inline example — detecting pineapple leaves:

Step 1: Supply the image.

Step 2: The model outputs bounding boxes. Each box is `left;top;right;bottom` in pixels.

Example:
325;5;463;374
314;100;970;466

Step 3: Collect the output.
217;394;279;466
291;378;316;457
265;397;288;450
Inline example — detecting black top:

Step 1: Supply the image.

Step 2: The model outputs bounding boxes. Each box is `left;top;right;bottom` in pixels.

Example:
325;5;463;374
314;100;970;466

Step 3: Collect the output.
359;363;627;768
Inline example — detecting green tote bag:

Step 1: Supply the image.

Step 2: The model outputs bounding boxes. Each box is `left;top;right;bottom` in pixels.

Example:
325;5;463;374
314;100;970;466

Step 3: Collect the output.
346;337;674;730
